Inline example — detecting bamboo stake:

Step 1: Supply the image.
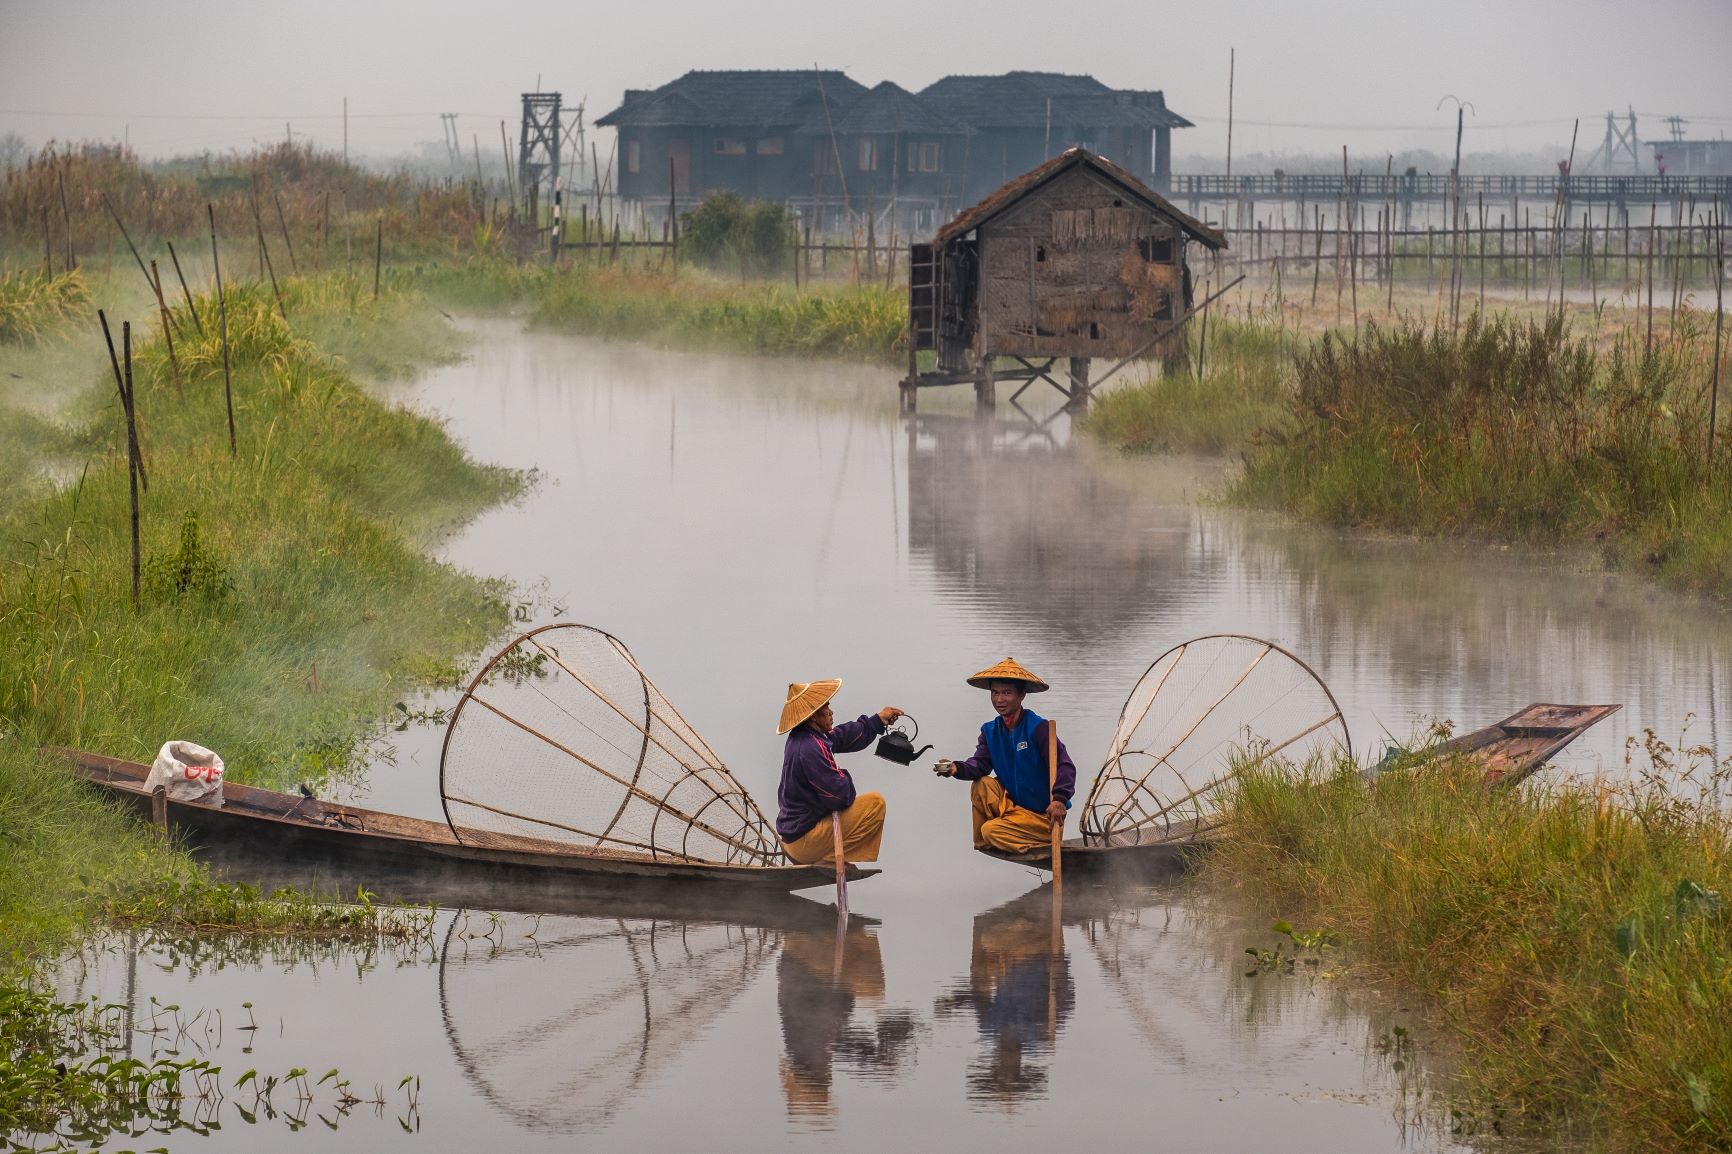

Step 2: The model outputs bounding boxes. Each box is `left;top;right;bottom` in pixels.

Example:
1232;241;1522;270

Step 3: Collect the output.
123;321;139;609
208;204;236;455
1048;719;1063;894
99;191;162;314
273;189;299;274
1711;216;1725;469
56;162;75;271
250;188;287;320
166;241;203;337
98;309;148;493
373;215;383;300
150;261;181;393
831;812;848;917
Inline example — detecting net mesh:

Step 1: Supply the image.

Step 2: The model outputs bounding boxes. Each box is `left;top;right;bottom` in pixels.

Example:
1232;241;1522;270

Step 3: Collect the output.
439;624;783;864
1081;634;1350;843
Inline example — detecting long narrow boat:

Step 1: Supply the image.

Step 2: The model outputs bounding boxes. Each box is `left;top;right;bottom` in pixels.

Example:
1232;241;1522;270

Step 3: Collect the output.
1424;702;1623;786
56;749;876;907
977;817;1218;879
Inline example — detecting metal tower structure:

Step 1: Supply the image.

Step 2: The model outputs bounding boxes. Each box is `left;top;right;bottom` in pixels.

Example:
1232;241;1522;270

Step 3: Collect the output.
518;93;562;226
1599;107;1641;173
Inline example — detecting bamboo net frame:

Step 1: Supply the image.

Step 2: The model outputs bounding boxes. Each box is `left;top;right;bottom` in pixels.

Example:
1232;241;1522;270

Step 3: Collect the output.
439;623;784;864
1080;634;1351;843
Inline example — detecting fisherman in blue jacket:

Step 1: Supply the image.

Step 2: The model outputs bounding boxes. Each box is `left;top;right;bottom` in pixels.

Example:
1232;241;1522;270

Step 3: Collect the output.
934;658;1076;853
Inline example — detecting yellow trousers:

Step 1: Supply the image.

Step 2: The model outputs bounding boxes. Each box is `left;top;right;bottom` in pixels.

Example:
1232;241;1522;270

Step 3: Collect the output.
972;776;1059;852
782;792;886;865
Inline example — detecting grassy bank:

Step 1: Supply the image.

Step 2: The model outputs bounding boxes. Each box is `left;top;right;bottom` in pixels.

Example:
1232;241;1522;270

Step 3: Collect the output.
1234;312;1731;594
1211;748;1732;1151
1;269;515;1139
412;260;908;364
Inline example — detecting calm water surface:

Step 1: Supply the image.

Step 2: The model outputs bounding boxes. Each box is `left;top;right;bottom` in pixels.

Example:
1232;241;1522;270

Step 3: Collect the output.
51;318;1732;1151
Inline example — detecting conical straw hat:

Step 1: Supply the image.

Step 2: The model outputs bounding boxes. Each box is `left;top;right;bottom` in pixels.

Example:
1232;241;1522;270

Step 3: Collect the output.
966;657;1050;693
776;678;843;734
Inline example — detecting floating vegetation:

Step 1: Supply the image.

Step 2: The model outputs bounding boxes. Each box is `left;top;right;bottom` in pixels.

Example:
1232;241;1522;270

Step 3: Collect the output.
0;270;89;345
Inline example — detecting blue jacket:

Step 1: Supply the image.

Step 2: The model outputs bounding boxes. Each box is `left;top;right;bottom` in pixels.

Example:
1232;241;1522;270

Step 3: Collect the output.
950;708;1076;813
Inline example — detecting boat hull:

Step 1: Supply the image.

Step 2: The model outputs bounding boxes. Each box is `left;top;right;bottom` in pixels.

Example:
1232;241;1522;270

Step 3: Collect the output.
56;750;875;911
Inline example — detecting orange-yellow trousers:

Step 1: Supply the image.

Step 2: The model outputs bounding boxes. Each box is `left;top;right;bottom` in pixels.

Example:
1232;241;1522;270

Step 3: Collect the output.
781;792;886;865
972;776;1058;852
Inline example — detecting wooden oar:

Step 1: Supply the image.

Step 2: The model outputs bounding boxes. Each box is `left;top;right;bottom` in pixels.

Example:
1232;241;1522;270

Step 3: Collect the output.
831;812;848;918
1048;720;1063;897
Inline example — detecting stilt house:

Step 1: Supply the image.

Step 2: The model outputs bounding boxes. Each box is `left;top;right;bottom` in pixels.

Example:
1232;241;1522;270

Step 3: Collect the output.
910;148;1226;377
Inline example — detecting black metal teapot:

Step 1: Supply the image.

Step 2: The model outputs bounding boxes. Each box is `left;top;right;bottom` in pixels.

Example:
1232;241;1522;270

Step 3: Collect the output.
874;714;933;766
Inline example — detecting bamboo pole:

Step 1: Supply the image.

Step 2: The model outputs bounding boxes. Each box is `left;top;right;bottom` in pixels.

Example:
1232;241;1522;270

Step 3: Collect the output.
99;191;164;316
1048;719;1063;894
1711;215;1725;469
831;812;848;917
56;163;75;271
122;321;140;609
208;204;236;455
373;215;383;300
150;261;181;393
98;309;148;494
250;188;287;320
273;189;299;275
166;241;203;337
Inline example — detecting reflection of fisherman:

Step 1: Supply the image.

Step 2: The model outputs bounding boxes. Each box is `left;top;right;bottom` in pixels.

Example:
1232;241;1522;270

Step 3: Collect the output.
936;896;1074;1102
777;926;886;1120
933;658;1076;853
776;680;904;865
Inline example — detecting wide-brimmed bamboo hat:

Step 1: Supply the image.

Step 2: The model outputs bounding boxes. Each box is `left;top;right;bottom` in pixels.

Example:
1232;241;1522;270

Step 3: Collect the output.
776;678;843;734
966;657;1049;693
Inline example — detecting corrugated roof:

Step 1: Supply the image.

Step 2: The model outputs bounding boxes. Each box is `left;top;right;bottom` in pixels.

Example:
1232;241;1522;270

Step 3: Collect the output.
933;147;1226;249
597;70;868;129
800;81;969;136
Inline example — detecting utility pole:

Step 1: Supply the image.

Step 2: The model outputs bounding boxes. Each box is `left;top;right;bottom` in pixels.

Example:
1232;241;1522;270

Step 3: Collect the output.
1225;47;1235;180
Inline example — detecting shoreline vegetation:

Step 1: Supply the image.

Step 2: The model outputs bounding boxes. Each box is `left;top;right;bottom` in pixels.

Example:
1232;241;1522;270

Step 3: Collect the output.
1209;740;1732;1151
0;255;519;1138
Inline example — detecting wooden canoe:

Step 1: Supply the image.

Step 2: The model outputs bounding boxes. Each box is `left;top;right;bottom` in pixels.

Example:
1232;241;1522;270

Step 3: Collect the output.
1426;702;1623;786
976;816;1218;880
55;749;877;908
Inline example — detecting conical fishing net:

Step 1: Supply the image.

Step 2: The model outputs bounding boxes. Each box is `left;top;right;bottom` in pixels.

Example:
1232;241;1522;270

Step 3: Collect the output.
439;911;778;1131
439;623;784;864
1081;634;1350;843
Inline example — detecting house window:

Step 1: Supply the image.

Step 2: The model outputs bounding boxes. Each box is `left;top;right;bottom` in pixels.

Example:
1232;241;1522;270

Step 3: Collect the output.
625;140;640;174
756;137;784;155
714;137;746;155
858;139;878;172
814;142;840;176
1138;236;1175;263
907;142;941;172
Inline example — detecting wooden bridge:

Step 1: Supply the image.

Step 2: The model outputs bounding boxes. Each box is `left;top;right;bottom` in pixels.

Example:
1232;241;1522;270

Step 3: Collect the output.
1172;172;1732;207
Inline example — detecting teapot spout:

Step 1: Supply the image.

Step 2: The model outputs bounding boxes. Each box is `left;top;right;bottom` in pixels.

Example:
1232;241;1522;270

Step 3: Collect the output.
912;744;934;760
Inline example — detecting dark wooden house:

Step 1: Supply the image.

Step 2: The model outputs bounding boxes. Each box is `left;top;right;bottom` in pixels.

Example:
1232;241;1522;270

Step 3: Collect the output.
598;71;1192;233
905;148;1225;411
916;72;1190;201
597;70;868;207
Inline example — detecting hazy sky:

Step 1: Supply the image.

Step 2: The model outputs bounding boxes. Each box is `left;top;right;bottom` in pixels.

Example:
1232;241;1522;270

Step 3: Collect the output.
2;0;1729;165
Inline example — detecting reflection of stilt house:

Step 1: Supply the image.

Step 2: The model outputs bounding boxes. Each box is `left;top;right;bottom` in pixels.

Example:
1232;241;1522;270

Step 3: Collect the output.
903;148;1225;414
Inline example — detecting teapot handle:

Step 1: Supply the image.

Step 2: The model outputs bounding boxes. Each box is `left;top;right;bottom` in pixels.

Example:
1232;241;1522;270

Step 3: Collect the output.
896;713;918;741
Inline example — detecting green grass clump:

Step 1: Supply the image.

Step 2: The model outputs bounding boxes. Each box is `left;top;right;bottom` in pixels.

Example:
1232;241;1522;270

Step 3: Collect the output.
1085;319;1298;453
1211;744;1732;1150
529;266;907;363
1234;311;1732;594
0;269;91;343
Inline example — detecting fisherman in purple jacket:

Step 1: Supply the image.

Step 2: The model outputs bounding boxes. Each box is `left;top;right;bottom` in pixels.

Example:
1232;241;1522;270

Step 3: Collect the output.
775;678;905;866
933;658;1075;853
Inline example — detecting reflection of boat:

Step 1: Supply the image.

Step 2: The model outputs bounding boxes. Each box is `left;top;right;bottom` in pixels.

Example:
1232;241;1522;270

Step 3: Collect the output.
59;750;876;905
1423;703;1623;786
439;901;840;1132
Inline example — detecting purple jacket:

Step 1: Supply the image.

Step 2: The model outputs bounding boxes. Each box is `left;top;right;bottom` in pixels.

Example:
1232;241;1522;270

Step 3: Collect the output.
777;714;887;842
949;715;1077;810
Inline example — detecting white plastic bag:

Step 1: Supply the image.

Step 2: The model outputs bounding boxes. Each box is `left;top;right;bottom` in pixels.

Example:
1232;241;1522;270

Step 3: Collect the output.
143;740;225;804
